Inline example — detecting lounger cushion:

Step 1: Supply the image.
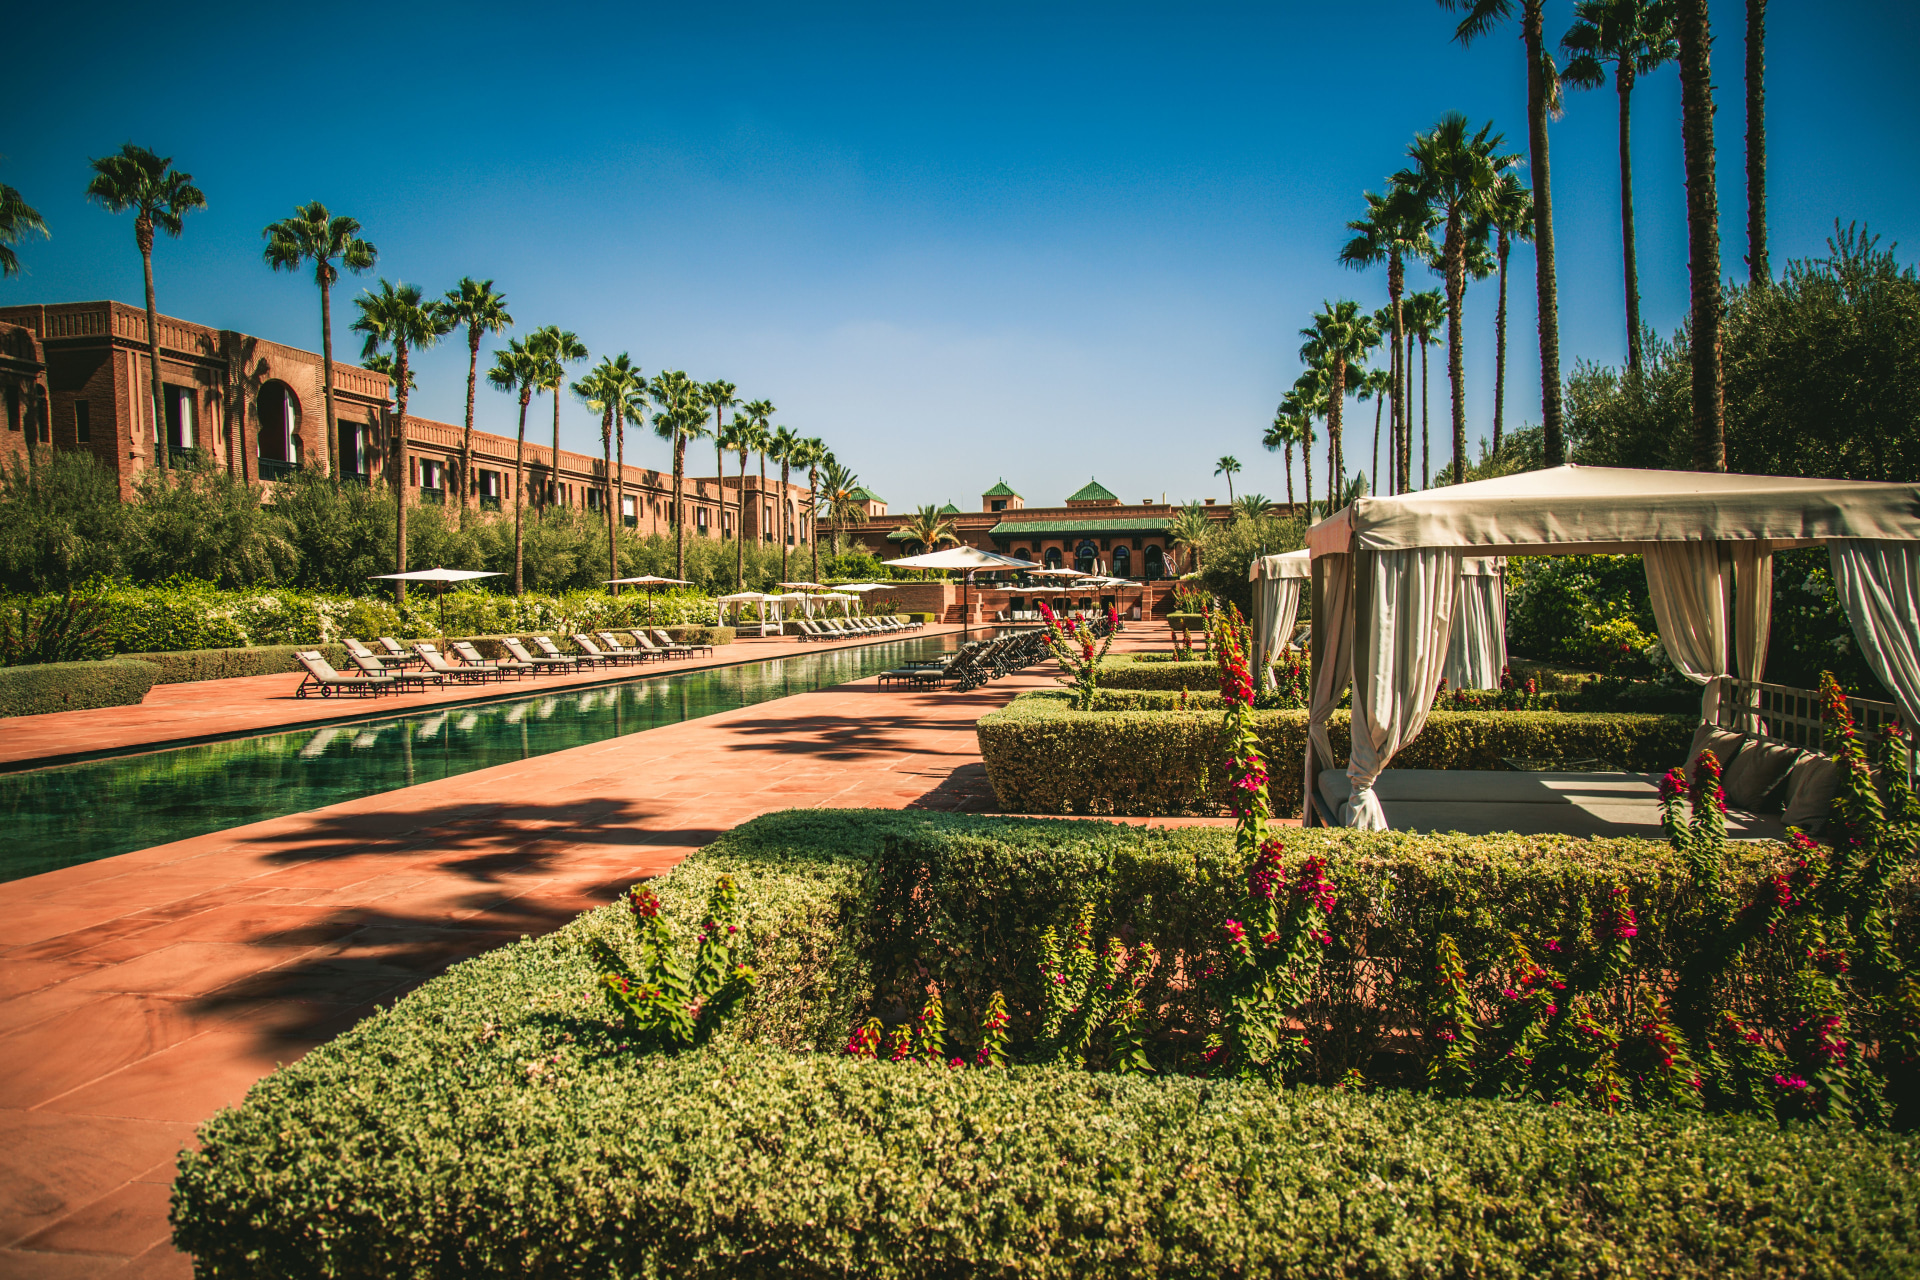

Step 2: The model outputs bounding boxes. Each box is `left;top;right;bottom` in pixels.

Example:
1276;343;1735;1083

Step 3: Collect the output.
1780;753;1842;834
1686;725;1747;781
1722;738;1801;811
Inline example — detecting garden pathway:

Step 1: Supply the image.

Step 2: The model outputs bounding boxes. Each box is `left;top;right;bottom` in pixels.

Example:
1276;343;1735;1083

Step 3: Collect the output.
0;625;1233;1277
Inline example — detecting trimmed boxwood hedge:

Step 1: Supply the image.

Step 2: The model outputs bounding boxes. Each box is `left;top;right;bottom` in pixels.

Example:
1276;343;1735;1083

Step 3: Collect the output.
977;690;1695;815
0;657;159;717
173;812;1920;1278
120;643;353;684
1096;653;1224;690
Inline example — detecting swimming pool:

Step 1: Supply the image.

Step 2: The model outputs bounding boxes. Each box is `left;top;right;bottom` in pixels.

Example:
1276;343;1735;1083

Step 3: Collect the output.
2;633;969;882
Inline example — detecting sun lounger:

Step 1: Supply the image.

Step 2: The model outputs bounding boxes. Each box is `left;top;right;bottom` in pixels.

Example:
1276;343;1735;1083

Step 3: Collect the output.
534;635;602;669
504;637;582;671
650;628;711;657
624;632;686;661
413;641;506;684
347;649;447;690
594;631;662;664
573;634;645;667
453;640;533;678
295;650;397;699
374;637;425;669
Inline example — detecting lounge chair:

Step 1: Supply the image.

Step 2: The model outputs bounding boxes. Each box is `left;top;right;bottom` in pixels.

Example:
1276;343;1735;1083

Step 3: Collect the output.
504;637;583;671
453;640;533;678
295;650;397;699
573;634;645;667
624;631;685;660
413;641;506;684
878;663;945;688
347;649;447;690
535;635;602;669
594;631;662;664
651;627;711;656
374;637;425;669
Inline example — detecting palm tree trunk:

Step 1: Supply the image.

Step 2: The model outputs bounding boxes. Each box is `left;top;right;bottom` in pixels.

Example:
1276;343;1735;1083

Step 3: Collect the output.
1303;425;1313;515
514;392;530;595
463;325;480;524
1328;357;1345;509
394;342;410;605
1371;391;1384;495
778;461;790;583
1420;336;1431;489
1618;68;1644;375
1445;219;1467;486
1495;229;1512;451
807;466;819;583
551;383;563;513
603;407;616;588
318;269;338;484
1523;0;1565;466
615;408;626;567
1388;253;1404;495
672;431;686;581
1746;0;1768;285
1403;327;1415;492
735;451;748;588
138;222;168;474
1679;0;1726;471
1284;444;1294;509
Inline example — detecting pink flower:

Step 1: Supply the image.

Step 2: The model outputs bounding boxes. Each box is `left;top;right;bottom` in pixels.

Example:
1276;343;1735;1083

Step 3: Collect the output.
1773;1072;1810;1092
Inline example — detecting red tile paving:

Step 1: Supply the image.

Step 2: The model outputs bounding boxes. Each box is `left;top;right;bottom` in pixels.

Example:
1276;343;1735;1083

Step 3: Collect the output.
0;625;1235;1276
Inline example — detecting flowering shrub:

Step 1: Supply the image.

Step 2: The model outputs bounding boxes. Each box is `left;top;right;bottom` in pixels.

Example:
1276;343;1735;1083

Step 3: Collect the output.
845;988;1010;1070
590;876;758;1053
1036;599;1120;710
1034;903;1157;1071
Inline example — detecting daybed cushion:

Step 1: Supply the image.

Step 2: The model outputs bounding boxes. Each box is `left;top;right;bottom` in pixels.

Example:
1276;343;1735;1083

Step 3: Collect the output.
1780;753;1842;834
1686;725;1746;781
1722;738;1802;811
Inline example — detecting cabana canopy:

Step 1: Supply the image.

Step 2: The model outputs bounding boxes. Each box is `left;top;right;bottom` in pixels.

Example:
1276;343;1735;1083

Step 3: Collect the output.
1303;465;1920;831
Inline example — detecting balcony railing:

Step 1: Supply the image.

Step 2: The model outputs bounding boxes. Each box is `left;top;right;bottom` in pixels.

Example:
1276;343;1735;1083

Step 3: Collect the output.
419;488;445;505
257;458;300;481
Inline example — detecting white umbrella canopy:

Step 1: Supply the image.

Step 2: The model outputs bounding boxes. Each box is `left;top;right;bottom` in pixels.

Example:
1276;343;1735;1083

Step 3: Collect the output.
833;583;889;592
883;547;1038;571
777;581;827;590
1028;567;1090;578
368;567;505;632
607;575;692;586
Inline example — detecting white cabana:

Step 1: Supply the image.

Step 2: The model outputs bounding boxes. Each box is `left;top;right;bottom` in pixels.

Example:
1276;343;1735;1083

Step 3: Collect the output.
1442;557;1507;691
713;591;785;636
1249;549;1311;688
1302;465;1920;830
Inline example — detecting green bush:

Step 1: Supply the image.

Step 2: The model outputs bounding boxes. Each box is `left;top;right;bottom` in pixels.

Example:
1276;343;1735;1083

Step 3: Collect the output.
662;624;733;646
978;691;1695;815
903;610;937;624
118;643;351;684
1096;653;1223;690
173;812;1920;1277
0;657;158;717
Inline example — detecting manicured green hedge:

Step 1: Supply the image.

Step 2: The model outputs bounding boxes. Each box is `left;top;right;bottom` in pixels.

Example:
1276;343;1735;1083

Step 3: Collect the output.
0;657;159;717
903;610;937;624
173;812;1920;1277
119;643;353;684
1095;653;1224;690
978;690;1695;815
663;624;734;645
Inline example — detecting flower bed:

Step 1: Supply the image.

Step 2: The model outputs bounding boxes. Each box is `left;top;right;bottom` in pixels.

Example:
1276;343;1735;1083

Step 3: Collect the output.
173;809;1920;1277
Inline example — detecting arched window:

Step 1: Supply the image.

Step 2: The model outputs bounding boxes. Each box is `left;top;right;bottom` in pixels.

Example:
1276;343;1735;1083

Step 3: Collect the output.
1074;539;1098;573
1143;545;1165;580
1043;546;1062;569
256;382;302;476
1112;545;1131;578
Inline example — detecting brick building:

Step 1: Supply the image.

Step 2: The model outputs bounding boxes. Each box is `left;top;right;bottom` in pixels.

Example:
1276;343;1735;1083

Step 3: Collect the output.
0;300;811;547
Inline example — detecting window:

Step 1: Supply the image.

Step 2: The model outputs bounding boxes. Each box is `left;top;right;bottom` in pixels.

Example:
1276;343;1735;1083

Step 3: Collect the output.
74;399;90;443
1043;547;1062;570
418;458;444;489
1144;545;1165;581
622;495;637;528
991;499;1006;512
259;383;299;467
1112;545;1131;578
696;506;709;534
3;384;18;433
163;384;197;450
336;422;364;479
586;488;601;511
764;502;774;540
1075;539;1098;573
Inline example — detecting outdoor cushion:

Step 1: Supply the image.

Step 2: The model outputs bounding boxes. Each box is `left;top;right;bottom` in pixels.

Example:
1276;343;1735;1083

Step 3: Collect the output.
1316;768;1657;810
1722;737;1802;811
1686;725;1747;780
1780;753;1842;833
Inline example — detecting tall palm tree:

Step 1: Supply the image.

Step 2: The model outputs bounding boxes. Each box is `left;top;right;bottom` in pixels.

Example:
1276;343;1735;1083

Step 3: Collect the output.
88;144;206;474
1213;456;1241;504
768;425;802;580
261;202;375;483
0;170;48;277
1562;0;1676;377
487;338;541;594
719;415;761;588
613;363;647;553
352;280;451;601
703;380;740;558
439;279;512;517
1168;503;1212;574
1402;290;1445;488
1746;0;1768;286
649;370;701;580
1288;372;1330;510
1676;0;1724;470
1340;185;1437;498
527;326;587;512
1262;405;1305;510
1299;300;1382;503
1441;0;1566;466
1357;366;1393;494
819;457;866;557
574;358;625;585
1480;173;1534;451
740;398;776;546
794;436;826;583
900;504;958;554
1395;113;1513;485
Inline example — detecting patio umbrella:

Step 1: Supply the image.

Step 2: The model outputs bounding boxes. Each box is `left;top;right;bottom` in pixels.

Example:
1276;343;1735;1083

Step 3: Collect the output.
883;547;1038;622
833;583;888;591
606;575;691;586
777;581;826;590
369;567;504;635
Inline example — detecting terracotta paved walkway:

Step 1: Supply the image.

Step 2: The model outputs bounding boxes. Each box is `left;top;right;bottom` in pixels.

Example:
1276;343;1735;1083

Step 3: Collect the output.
0;627;1227;1276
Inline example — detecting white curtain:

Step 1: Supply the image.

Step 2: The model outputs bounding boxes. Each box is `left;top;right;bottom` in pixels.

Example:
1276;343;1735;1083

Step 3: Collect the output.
1829;539;1920;736
1254;576;1303;690
1643;542;1730;724
1441;563;1506;690
1303;554;1352;825
1732;542;1774;732
1341;548;1462;829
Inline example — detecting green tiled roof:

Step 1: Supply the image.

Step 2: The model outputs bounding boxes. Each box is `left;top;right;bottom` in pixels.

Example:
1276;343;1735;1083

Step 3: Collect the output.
982;479;1020;498
938;501;962;514
885;526;917;540
1066;477;1118;503
988;515;1170;539
849;486;885;503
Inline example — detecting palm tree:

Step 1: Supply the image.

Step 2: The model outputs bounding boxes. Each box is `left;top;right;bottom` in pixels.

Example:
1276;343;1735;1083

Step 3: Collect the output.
352;280;452;601
740;398;776;548
0;170;48;277
1676;0;1724;470
703;380;740;559
574;359;623;585
1562;0;1676;377
766;425;800;579
818;457;866;557
360;352;416;396
1746;0;1768;286
526;327;587;512
649;371;701;579
719;414;761;588
901;504;958;555
1356;366;1393;495
1213;456;1241;504
261;202;375;483
1441;0;1566;466
1481;173;1534;451
487;338;541;594
793;436;826;583
1233;493;1271;522
1401;289;1445;488
612;362;647;554
1340;185;1437;497
438;279;512;517
1299;300;1382;503
1287;374;1329;511
87;144;206;474
1261;405;1305;510
1168;503;1211;574
1395;113;1514;486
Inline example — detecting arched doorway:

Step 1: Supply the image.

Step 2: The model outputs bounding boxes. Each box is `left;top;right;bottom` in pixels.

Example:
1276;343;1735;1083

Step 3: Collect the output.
256;382;301;477
1144;545;1165;580
1075;539;1098;573
1043;547;1062;569
1112;545;1131;578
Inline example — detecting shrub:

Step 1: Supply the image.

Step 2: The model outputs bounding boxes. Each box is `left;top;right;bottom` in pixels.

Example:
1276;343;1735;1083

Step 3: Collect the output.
173;811;1920;1277
120;644;352;684
1096;653;1225;690
0;657;158;717
977;691;1695;815
661;624;733;646
0;593;109;665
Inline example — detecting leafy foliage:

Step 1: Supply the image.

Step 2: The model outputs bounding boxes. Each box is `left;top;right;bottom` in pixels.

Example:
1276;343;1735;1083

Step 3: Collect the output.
0;657;158;717
0;592;108;665
591;878;757;1053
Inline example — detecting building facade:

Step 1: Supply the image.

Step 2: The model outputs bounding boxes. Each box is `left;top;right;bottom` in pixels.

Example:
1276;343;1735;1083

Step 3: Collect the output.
0;300;811;546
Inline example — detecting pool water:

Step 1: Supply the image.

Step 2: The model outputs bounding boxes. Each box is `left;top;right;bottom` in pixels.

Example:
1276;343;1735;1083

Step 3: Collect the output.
2;634;969;883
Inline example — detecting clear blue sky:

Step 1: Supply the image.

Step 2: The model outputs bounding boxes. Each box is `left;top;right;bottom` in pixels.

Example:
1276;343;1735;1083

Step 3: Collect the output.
6;1;1916;510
